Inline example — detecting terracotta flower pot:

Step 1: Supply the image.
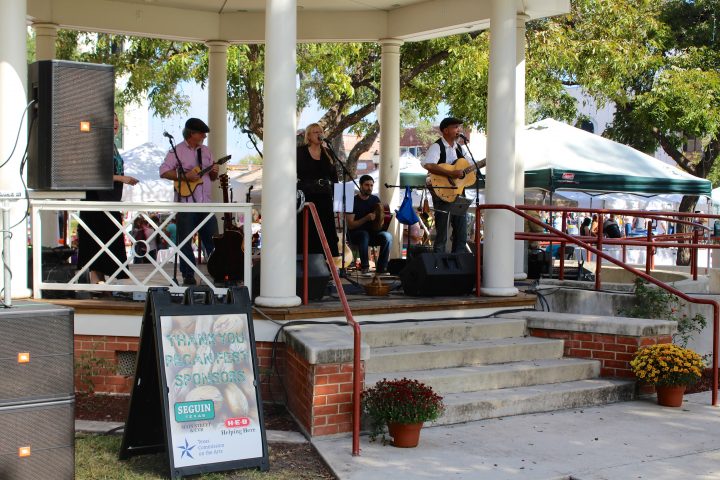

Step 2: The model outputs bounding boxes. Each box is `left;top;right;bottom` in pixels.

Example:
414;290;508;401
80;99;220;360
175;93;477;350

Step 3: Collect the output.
656;384;686;407
388;422;423;448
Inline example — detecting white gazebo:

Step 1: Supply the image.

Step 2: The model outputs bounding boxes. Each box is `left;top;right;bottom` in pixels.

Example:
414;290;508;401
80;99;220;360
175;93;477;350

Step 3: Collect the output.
1;0;571;305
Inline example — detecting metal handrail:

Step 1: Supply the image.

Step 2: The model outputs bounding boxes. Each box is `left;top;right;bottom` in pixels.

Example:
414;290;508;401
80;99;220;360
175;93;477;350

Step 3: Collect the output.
301;203;362;456
479;204;719;407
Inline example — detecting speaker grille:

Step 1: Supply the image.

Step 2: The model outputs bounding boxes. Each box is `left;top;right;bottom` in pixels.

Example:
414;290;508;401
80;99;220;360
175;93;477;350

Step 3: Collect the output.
28;60;114;190
0;400;74;480
0;303;74;406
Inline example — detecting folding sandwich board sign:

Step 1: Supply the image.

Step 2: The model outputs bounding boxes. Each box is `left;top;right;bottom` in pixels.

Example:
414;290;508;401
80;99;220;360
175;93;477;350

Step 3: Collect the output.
119;286;269;479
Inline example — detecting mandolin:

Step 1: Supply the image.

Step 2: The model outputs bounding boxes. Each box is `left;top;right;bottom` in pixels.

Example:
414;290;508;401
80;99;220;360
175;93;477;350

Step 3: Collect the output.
369;203;392;232
426;157;483;203
207;173;245;283
174;154;232;197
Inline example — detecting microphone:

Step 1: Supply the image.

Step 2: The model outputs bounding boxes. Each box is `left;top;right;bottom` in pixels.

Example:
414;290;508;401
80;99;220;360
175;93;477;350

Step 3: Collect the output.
320;136;329;143
457;133;469;142
241;128;252;134
163;131;174;139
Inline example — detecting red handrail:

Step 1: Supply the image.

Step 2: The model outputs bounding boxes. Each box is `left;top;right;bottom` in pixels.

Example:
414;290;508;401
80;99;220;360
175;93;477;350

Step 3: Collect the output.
301;202;362;456
479;204;719;407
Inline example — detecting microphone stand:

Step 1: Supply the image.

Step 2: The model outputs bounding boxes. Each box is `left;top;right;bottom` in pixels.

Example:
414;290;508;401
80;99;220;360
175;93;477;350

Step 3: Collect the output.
166;135;195;285
322;138;360;278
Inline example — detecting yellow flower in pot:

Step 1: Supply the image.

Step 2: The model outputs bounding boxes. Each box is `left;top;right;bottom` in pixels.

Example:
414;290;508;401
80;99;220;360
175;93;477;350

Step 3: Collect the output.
361;377;445;447
630;343;705;407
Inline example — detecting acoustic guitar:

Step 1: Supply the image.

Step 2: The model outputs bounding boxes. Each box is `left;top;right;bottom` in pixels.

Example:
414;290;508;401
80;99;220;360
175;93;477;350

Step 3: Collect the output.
207;173;244;282
174;154;232;197
427;157;484;203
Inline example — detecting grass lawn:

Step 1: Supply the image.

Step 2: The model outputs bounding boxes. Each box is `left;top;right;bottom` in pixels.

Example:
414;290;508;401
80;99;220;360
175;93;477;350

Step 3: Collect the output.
75;434;335;479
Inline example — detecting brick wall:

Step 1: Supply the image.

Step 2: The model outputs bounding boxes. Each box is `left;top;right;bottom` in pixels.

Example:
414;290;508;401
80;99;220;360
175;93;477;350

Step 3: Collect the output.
529;328;673;378
285;346;363;436
74;335;138;394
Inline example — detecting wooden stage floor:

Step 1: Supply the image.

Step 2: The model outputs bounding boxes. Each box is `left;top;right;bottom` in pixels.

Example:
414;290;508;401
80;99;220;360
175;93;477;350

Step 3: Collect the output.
39;266;537;320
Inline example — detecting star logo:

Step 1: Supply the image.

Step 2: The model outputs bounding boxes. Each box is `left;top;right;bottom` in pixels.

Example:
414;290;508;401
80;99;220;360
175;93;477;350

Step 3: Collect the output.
178;438;196;459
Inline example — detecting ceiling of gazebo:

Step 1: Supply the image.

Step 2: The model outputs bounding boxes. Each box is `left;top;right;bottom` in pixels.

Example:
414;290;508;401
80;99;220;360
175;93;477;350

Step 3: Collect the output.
27;0;569;43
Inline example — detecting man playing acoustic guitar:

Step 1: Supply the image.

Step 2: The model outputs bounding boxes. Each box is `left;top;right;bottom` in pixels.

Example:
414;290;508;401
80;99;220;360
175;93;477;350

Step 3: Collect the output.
160;118;219;286
422;117;476;254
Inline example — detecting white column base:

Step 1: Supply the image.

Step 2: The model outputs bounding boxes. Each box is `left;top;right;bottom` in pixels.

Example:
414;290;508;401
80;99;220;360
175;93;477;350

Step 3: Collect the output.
480;286;519;297
514;272;527;280
255;295;302;308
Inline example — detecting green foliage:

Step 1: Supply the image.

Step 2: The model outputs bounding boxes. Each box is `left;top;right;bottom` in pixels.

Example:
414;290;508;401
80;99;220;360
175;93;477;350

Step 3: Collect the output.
362;378;444;442
620;278;707;348
75;340;115;394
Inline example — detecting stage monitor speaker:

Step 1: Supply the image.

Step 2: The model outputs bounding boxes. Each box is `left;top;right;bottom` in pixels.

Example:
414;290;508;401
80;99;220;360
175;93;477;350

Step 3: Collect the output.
28;60;115;191
0;302;74;406
0;398;74;480
250;255;330;301
296;254;330;300
400;252;475;296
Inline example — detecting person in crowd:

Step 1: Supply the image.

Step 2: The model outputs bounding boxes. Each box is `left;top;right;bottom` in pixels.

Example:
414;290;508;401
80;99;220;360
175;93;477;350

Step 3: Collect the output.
590;214;599;236
159;118;219;286
603;214;623;238
344;175;391;275
579;217;593;237
296;122;340;257
130;217;148;264
77;112;139;284
422;117;475;253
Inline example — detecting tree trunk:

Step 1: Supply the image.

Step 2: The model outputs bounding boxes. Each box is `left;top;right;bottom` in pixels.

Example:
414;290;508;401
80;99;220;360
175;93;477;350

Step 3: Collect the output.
675;195;699;266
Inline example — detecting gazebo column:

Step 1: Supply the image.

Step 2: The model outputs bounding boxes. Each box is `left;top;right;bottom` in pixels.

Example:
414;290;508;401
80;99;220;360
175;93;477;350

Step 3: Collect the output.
33;22;61;248
379;39;403;258
207;40;229;206
255;0;300;307
0;0;30;298
514;14;529;280
481;0;518;297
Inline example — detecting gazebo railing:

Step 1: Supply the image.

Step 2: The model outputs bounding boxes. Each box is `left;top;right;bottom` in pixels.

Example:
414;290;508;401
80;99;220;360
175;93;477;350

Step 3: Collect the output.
30;200;253;298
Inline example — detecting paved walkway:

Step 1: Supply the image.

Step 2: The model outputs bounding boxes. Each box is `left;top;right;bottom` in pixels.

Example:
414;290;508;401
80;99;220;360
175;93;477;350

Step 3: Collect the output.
313;392;720;479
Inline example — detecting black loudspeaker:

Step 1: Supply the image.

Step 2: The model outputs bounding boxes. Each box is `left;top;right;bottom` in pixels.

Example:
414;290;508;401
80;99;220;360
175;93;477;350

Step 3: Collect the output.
28;60;115;191
250;255;330;301
400;252;475;296
0;302;74;480
296;254;330;300
0;399;74;480
0;302;74;406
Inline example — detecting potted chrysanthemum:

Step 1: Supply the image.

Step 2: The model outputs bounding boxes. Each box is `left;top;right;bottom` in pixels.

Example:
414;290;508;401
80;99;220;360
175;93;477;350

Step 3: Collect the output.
630;343;705;407
361;377;445;447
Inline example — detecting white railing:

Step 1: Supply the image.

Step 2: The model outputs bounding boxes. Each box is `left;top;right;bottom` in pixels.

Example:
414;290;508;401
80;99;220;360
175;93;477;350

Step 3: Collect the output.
31;200;253;298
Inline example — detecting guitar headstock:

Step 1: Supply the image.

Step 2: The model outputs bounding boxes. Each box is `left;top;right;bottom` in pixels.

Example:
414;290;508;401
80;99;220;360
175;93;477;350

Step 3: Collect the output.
219;173;229;189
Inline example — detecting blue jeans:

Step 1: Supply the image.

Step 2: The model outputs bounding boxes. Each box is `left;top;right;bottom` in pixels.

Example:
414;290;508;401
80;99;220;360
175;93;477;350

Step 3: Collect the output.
176;212;218;278
433;198;468;253
348;229;392;272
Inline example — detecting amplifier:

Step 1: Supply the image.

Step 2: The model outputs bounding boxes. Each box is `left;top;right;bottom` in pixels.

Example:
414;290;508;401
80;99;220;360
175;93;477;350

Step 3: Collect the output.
0;398;74;480
0;302;74;406
400;252;476;296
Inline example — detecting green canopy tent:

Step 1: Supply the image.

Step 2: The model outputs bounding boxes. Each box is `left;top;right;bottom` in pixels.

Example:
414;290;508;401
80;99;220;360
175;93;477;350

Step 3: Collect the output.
401;118;712;197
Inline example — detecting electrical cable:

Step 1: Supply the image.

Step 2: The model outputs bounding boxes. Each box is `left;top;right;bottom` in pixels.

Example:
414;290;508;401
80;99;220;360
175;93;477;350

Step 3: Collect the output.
0;100;35;170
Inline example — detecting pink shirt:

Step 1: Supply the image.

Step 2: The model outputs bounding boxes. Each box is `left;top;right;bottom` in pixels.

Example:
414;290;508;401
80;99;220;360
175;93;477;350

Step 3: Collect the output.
160;141;214;203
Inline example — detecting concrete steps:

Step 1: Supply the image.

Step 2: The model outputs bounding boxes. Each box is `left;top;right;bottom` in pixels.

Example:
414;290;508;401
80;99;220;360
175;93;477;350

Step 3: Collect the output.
365;357;600;394
362;314;635;425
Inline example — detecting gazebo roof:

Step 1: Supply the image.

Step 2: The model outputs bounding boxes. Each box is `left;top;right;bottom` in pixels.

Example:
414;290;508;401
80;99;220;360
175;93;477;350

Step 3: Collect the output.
27;0;569;42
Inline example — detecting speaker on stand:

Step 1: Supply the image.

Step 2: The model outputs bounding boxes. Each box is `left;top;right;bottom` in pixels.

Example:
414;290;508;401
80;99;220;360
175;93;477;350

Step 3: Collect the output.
27;60;115;191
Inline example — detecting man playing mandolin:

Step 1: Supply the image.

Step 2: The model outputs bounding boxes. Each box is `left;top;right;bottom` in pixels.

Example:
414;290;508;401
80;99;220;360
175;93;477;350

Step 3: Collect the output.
160;118;219;285
422;117;475;254
345;175;392;275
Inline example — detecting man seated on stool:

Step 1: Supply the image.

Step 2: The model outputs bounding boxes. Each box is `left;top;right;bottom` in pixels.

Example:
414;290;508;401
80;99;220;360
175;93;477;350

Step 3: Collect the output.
345;175;392;275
